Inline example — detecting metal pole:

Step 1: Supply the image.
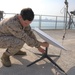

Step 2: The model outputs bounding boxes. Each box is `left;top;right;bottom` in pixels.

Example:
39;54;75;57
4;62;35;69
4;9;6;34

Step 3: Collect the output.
64;0;68;29
63;0;68;40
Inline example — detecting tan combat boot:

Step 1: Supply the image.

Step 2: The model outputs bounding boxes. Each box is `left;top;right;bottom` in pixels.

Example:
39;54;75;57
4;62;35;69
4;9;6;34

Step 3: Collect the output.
1;52;11;67
15;50;27;55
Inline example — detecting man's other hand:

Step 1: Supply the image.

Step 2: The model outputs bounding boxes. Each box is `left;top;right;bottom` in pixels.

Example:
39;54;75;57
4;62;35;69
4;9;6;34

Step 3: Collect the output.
40;42;49;47
38;47;46;53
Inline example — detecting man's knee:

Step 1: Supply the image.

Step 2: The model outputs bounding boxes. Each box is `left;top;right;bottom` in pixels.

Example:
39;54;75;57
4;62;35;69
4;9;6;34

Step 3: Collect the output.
4;37;25;55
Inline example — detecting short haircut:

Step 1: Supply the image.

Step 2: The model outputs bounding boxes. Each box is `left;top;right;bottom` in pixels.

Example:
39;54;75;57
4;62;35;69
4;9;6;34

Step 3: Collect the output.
20;8;34;21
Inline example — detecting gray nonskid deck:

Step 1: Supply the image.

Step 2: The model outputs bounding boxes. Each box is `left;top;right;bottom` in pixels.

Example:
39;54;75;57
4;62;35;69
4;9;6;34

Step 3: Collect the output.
0;29;75;75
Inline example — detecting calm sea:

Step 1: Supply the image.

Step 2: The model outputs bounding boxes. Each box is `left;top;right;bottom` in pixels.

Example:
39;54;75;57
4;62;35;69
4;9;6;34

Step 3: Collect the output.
30;21;65;29
30;21;75;29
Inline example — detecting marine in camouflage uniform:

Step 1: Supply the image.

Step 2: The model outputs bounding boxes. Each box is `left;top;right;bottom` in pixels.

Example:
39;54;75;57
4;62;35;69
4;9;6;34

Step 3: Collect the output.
0;15;40;55
0;8;49;67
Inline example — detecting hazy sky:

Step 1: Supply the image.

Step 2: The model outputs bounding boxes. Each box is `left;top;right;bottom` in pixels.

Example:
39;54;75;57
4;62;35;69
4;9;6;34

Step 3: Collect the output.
0;0;75;16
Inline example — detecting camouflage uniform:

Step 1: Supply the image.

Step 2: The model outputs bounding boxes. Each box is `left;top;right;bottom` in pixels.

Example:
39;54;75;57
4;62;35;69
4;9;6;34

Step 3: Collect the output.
0;15;40;55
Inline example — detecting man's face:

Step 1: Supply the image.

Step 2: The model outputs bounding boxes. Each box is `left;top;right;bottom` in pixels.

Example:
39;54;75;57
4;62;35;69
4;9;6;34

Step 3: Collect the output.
21;20;32;27
18;15;32;27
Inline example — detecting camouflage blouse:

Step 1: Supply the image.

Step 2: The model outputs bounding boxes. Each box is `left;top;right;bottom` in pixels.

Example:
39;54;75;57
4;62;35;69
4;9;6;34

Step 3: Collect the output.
0;15;40;48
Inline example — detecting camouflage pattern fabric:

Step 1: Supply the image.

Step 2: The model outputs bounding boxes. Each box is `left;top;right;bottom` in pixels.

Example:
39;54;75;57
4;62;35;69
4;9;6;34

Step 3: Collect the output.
0;15;40;55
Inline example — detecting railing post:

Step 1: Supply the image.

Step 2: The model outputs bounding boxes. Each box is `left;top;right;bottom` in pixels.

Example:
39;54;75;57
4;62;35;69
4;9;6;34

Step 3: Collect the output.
0;11;3;21
55;16;57;29
39;15;41;29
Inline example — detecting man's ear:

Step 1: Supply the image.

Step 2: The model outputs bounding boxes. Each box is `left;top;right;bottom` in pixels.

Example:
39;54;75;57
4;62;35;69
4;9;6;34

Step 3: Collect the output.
18;15;22;20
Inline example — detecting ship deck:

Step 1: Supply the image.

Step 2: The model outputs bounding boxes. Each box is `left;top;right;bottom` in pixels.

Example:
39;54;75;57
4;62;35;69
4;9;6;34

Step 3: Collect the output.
0;29;75;75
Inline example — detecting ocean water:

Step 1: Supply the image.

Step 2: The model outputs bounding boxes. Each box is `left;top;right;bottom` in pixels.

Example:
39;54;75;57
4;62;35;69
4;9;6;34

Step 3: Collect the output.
30;21;65;29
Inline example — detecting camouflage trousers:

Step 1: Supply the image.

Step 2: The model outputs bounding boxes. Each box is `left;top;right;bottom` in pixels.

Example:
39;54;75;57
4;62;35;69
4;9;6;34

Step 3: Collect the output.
0;36;24;55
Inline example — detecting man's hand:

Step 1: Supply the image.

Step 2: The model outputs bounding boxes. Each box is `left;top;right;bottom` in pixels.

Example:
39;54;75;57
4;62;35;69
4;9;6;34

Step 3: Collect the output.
40;42;49;47
38;47;46;53
37;42;49;53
